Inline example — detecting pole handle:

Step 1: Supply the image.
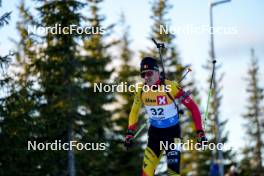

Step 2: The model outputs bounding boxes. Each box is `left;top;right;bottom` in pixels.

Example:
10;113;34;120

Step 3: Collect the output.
152;38;165;49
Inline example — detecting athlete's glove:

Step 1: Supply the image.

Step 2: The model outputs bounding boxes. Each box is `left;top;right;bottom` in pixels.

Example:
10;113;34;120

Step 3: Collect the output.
196;130;208;148
124;129;135;148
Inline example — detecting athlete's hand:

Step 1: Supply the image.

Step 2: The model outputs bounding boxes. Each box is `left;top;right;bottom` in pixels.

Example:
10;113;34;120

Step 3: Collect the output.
196;130;208;149
124;129;135;148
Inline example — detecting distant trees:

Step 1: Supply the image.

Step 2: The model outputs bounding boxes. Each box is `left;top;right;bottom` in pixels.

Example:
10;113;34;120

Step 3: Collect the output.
240;49;263;176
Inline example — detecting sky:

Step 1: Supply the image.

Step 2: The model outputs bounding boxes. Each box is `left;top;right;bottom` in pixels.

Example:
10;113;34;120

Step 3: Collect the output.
1;0;264;160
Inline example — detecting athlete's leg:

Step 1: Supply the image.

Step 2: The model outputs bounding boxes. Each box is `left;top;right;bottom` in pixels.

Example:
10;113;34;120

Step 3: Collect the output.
141;146;163;176
165;125;181;176
141;129;164;176
166;139;181;176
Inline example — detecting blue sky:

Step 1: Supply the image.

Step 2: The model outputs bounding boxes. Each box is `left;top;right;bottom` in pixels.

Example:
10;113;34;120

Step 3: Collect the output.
1;0;264;160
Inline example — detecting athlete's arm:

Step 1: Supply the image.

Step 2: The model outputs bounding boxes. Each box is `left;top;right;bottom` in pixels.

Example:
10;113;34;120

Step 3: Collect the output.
128;88;142;131
175;89;203;131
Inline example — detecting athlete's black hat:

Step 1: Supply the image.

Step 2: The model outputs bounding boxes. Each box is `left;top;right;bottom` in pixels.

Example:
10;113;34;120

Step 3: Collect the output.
140;57;159;72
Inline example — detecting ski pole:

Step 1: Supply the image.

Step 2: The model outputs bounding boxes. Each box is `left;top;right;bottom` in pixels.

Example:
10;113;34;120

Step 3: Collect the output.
134;122;147;139
204;60;217;128
152;38;166;79
178;67;192;84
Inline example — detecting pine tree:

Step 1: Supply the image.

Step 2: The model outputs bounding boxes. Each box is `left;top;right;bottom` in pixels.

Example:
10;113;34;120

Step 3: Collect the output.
240;147;254;175
0;1;87;175
0;0;12;71
75;0;117;175
240;49;263;175
107;13;144;175
33;1;86;175
141;0;186;82
0;1;35;175
1;0;119;175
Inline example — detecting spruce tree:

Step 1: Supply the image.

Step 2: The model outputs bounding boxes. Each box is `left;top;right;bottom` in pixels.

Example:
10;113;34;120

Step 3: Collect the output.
141;0;186;82
33;1;85;175
107;13;144;175
0;2;36;175
0;1;86;175
240;49;263;175
0;0;12;72
75;0;117;175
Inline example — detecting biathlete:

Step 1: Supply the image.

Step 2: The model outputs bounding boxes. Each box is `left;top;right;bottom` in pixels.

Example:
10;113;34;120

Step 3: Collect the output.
124;57;208;176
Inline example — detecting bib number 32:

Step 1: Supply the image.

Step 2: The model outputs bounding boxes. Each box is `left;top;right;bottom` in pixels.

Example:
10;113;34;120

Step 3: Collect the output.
150;108;164;116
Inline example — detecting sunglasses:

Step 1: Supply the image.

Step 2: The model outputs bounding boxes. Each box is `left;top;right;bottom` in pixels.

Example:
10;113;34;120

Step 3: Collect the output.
141;71;154;78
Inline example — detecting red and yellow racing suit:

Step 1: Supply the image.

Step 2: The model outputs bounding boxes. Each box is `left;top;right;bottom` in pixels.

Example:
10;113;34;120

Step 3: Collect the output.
128;79;203;176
